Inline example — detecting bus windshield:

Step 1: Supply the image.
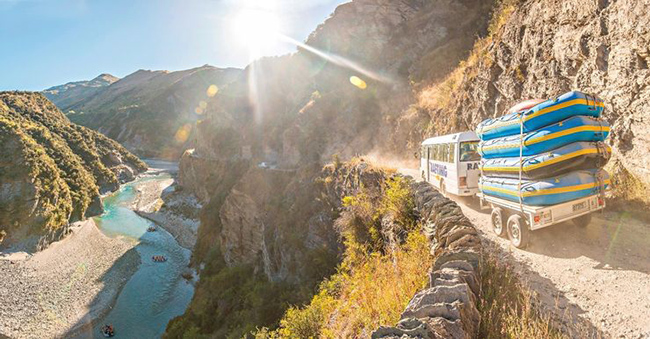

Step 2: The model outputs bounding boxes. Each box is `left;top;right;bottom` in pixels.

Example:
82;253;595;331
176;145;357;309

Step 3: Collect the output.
459;141;480;161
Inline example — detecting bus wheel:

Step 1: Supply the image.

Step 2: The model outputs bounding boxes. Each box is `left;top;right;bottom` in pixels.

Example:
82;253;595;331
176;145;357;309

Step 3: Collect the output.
573;214;592;228
507;214;530;249
491;207;505;237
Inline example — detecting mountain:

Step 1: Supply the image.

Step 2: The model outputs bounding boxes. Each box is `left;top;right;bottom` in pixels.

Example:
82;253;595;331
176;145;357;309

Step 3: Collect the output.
167;0;650;336
44;66;242;159
43;73;119;110
0;92;147;251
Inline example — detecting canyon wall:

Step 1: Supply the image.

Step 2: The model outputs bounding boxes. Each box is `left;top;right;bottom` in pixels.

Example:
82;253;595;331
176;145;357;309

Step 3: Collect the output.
408;0;650;204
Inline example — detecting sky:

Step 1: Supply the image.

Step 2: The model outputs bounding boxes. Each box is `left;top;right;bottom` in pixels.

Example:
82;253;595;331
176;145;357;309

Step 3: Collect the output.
0;0;347;91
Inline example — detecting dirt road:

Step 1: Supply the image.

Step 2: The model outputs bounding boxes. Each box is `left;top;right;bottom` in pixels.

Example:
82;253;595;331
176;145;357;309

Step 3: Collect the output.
459;196;650;338
399;167;650;338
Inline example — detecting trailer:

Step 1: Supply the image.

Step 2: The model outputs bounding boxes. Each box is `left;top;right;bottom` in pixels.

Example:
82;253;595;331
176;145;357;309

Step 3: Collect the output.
478;192;605;248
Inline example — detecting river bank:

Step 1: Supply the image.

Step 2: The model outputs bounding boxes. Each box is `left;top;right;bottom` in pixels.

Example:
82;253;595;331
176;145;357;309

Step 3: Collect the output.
131;173;200;250
0;160;196;339
0;220;140;339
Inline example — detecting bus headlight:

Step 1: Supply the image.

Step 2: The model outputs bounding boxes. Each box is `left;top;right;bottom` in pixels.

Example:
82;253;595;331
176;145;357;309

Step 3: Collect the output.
459;176;467;187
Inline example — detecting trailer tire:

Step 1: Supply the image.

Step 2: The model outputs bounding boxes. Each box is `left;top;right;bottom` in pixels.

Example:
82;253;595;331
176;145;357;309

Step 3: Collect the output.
573;214;592;228
491;207;506;237
507;214;529;249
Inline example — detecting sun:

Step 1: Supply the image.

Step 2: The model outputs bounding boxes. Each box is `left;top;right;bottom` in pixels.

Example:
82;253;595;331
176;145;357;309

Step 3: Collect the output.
232;9;281;57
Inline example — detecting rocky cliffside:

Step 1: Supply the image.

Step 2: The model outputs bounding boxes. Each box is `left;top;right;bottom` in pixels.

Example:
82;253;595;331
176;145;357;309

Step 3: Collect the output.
0;92;146;251
408;0;650;205
45;65;241;159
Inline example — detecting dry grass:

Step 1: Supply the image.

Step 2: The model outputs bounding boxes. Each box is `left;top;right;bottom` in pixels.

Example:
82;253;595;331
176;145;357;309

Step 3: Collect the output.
417;0;521;130
257;232;430;339
479;252;566;339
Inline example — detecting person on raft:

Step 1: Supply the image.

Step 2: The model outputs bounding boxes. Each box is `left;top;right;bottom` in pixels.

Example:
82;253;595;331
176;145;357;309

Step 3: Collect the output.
101;324;114;337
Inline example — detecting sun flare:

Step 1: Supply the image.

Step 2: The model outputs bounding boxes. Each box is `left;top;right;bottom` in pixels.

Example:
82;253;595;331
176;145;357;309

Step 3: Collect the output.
232;9;281;57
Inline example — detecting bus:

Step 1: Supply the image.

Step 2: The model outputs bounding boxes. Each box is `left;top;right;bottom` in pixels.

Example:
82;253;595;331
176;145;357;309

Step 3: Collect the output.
420;131;481;196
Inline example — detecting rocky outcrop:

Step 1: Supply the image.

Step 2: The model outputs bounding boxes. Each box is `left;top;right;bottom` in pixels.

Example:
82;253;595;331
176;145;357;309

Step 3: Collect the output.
373;182;481;339
410;0;650;204
0;92;146;250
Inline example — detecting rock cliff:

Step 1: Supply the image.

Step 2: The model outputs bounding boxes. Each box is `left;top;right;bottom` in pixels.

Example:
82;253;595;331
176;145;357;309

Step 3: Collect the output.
408;0;650;205
0;92;146;251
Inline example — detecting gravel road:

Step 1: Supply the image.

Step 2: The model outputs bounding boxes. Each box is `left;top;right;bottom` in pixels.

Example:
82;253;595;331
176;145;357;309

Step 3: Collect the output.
398;167;650;338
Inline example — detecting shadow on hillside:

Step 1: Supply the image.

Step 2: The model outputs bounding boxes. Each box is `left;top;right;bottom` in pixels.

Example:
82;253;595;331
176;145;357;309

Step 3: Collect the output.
64;246;141;339
459;196;650;275
481;238;605;338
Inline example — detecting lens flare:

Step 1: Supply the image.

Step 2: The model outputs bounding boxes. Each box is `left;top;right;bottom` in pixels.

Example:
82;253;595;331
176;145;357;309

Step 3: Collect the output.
174;124;192;143
206;85;219;97
280;34;393;83
350;76;367;89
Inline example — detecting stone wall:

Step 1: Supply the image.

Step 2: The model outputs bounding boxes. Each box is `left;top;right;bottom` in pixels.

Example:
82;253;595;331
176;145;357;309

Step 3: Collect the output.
373;181;482;339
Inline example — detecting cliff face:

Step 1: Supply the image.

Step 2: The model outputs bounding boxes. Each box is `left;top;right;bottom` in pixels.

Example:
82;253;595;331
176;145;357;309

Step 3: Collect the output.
411;0;650;204
45;66;241;159
0;92;146;250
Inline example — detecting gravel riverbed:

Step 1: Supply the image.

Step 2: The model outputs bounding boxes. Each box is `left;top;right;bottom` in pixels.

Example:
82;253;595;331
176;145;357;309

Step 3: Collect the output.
0;220;140;339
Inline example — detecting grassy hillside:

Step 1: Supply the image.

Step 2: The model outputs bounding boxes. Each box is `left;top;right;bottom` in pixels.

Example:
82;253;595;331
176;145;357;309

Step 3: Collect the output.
0;92;146;249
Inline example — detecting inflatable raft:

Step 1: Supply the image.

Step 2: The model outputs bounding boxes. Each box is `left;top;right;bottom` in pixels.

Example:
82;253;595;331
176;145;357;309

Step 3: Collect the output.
480;142;611;180
476;91;604;141
479;169;610;206
478;116;609;159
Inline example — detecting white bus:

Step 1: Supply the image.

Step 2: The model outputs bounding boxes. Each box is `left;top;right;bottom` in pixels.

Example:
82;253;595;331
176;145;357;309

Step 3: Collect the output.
420;131;481;196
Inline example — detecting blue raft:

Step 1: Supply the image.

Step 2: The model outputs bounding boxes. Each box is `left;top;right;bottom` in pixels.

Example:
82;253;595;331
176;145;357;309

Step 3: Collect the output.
476;91;604;141
479;169;610;206
478;116;609;159
480;141;611;180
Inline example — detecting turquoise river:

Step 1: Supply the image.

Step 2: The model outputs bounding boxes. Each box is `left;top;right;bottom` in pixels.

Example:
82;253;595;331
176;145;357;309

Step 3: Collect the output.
74;160;194;338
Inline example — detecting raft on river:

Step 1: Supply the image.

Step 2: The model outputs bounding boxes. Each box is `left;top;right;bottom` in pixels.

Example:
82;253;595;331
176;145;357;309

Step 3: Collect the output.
478;169;610;206
478;116;610;159
476;91;604;141
480;141;611;180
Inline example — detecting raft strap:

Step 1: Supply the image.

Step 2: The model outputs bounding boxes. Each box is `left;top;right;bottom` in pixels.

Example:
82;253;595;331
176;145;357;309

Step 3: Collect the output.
518;112;524;212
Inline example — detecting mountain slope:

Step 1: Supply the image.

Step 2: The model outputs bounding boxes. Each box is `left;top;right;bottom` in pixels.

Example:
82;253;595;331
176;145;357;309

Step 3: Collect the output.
47;65;241;159
43;73;119;110
168;0;495;337
0;92;147;250
408;0;650;206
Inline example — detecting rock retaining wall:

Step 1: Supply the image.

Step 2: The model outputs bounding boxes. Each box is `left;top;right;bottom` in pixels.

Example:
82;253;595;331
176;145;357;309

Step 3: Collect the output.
373;181;482;339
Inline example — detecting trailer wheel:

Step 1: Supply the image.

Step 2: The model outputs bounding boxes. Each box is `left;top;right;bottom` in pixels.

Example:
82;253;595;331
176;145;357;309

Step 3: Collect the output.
491;207;505;237
573;214;592;228
507;214;529;249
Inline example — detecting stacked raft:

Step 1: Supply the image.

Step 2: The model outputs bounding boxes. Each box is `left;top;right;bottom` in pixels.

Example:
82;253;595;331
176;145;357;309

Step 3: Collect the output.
476;91;611;206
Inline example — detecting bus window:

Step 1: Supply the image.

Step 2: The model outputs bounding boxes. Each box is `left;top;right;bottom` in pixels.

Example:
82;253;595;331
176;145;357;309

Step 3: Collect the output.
448;143;455;163
460;141;480;161
442;143;449;163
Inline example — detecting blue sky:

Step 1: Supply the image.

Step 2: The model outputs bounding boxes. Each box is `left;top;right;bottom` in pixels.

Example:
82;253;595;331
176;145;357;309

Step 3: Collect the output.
0;0;347;90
